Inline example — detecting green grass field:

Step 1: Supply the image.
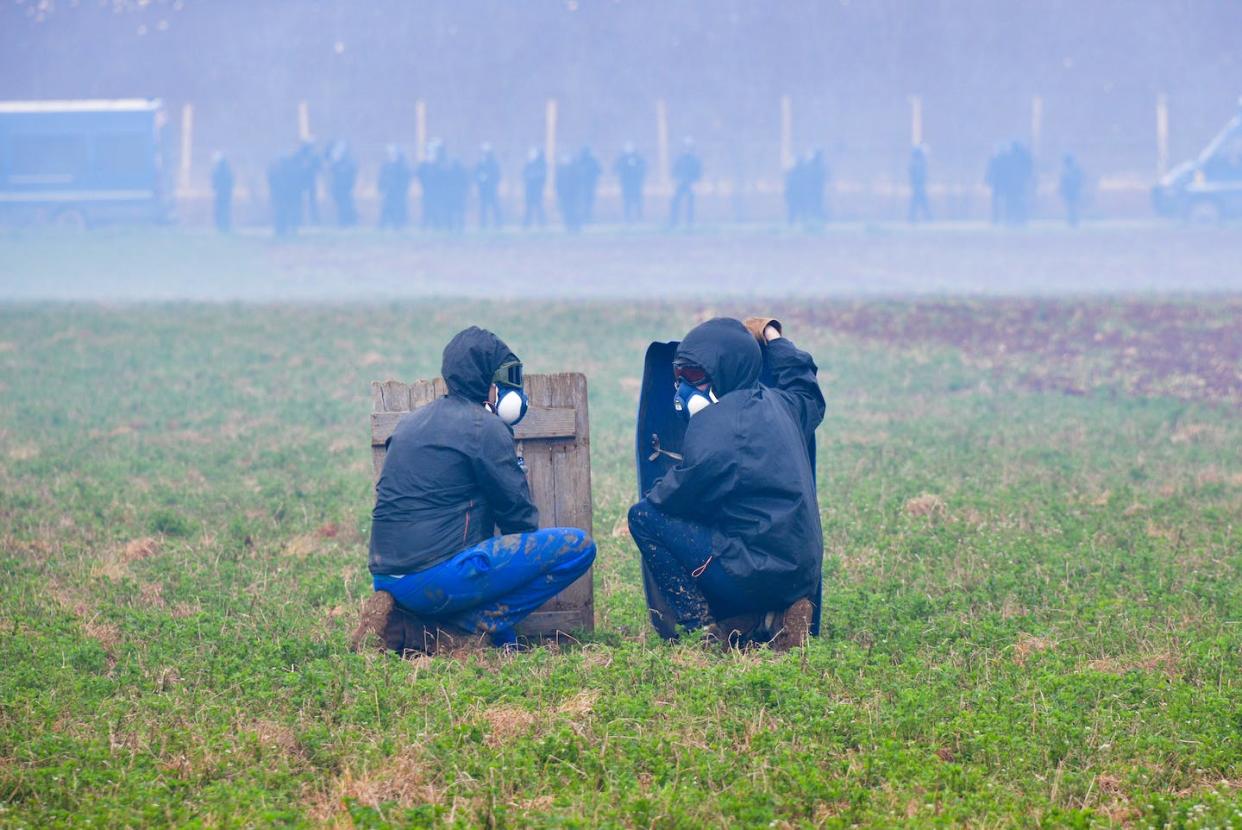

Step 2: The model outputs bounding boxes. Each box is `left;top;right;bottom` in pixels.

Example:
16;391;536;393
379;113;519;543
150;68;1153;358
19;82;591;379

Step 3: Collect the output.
1;293;1240;827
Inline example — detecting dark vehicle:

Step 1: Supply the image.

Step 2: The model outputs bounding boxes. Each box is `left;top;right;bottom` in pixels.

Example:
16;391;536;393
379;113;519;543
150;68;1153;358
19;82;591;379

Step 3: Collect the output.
1152;102;1242;222
0;99;171;227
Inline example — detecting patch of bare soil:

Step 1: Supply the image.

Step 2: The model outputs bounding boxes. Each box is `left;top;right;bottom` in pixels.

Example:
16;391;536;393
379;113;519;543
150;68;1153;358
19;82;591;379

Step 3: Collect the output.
784;299;1242;405
1085;652;1179;678
556;690;598;719
904;493;947;519
1012;633;1054;667
92;537;162;580
306;749;439;823
480;704;538;748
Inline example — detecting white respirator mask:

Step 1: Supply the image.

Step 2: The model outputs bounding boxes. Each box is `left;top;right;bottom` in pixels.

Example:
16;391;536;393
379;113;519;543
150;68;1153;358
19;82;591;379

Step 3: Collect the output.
674;379;717;418
673;362;717;419
487;359;528;426
493;386;529;425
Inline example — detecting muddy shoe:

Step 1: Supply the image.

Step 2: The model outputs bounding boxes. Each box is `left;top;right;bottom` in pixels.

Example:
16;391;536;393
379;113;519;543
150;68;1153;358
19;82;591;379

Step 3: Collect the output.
350;590;395;653
708;612;762;649
389;604;428;655
769;598;814;652
391;612;472;658
425;623;488;656
393;607;481;657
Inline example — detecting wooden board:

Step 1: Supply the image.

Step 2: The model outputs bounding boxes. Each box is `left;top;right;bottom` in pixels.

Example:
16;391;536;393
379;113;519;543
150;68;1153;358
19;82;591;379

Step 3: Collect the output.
371;406;577;447
370;372;594;636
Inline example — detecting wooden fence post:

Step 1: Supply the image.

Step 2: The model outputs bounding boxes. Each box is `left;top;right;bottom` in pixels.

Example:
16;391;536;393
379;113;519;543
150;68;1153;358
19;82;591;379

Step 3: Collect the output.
545;98;558;197
780;94;793;170
178;103;193;195
1031;95;1043;158
415;99;427;159
1156;93;1169;176
656;98;670;194
909;94;923;147
297;100;311;142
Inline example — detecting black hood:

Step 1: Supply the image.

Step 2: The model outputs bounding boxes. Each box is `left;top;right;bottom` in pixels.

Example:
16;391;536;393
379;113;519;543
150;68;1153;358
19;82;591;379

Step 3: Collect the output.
675;318;762;395
441;327;518;401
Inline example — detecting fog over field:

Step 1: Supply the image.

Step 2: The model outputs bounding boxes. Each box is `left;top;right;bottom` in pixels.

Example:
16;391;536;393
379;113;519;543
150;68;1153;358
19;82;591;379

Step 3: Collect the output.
4;0;1239;185
2;3;1241;828
3;225;1241;302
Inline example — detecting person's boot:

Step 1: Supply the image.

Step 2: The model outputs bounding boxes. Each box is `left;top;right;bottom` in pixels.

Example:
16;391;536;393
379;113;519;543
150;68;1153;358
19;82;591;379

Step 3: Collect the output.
398;621;483;656
708;612;762;649
379;603;476;658
350;590;395;653
769;598;814;652
392;606;462;656
436;623;490;654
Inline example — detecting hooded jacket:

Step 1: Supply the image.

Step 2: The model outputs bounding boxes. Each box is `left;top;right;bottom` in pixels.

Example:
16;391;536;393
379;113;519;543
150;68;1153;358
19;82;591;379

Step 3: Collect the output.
369;327;538;575
647;318;826;609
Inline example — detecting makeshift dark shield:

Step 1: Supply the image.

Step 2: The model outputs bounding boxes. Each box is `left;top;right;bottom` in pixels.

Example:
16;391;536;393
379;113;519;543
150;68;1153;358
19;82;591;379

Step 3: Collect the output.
634;340;823;639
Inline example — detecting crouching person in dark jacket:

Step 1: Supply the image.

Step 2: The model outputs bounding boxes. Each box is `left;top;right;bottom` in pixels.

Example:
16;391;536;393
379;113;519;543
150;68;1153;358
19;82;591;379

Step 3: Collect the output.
352;327;596;654
629;317;825;650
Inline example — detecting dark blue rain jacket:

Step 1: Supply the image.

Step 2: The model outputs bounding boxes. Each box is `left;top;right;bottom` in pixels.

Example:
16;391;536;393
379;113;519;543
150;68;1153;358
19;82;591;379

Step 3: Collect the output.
369;327;538;575
647;318;825;609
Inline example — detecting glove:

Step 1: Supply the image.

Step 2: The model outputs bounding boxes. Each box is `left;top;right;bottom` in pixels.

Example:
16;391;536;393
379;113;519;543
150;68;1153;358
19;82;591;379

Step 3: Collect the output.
743;316;782;344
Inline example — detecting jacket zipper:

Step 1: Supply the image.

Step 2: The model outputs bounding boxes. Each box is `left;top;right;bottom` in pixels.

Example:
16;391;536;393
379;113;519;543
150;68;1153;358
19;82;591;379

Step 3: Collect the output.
463;500;473;543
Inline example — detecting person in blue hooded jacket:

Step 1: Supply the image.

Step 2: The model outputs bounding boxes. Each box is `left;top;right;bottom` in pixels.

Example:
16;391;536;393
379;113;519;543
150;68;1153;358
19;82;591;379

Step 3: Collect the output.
628;317;825;649
352;327;596;654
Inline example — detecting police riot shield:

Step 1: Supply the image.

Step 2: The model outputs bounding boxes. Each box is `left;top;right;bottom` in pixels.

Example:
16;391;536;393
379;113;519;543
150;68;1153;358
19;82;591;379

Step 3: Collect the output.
635;340;823;639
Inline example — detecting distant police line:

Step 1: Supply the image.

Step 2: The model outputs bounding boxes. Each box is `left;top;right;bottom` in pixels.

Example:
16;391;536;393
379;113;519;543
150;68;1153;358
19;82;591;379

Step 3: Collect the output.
209;136;1090;234
210;137;708;235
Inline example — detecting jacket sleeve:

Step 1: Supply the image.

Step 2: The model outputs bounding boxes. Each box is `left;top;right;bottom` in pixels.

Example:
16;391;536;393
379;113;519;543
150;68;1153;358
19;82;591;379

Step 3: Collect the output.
646;414;739;520
473;420;539;534
765;336;827;442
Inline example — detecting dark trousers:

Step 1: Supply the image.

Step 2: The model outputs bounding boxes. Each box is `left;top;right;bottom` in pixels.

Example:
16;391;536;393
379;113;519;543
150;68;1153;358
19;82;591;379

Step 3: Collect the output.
523;188;546;227
213;193;231;232
379;196;407;229
669;185;695;227
301;187;319;225
1004;189;1028;226
333;191;356;227
479;190;502;228
1064;198;1080;228
908;187;931;222
558;195;582;233
273;191;297;237
627;499;756;638
622;190;643;222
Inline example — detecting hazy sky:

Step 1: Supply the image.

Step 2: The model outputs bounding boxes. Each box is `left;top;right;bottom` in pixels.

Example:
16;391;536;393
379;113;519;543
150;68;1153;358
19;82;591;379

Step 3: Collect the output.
3;1;1240;180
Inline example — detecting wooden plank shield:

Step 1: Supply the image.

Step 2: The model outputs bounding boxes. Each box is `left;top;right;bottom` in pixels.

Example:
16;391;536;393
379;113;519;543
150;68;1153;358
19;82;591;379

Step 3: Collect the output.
370;372;594;637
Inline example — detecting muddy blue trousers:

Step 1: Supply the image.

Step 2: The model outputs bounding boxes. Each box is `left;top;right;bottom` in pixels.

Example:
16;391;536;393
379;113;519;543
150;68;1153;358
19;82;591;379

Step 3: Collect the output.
372;528;595;646
628;499;753;635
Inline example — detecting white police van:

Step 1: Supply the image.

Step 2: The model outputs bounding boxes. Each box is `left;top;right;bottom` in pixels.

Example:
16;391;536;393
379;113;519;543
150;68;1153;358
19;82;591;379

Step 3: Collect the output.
0;99;172;227
1152;101;1242;223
